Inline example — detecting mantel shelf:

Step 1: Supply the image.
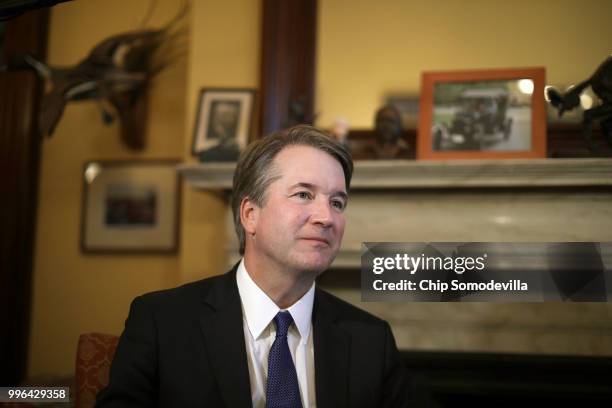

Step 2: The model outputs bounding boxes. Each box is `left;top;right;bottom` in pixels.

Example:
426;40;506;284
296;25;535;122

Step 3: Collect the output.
178;158;612;191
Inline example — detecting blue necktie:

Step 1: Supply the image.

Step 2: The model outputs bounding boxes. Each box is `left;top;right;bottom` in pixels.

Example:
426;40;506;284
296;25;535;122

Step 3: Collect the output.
266;311;303;408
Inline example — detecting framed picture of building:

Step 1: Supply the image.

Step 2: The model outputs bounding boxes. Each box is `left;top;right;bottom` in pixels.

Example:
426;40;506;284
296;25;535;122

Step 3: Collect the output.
80;161;180;253
417;68;546;160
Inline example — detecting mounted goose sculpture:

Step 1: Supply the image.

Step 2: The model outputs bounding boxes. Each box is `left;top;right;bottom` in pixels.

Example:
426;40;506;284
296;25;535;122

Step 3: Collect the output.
4;3;186;149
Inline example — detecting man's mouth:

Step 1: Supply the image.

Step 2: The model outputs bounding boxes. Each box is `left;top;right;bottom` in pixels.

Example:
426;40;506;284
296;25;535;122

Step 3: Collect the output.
300;237;330;246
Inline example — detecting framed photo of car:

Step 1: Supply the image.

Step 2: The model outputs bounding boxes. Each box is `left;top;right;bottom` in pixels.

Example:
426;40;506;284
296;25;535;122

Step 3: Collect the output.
80;160;180;253
417;68;546;160
191;88;256;162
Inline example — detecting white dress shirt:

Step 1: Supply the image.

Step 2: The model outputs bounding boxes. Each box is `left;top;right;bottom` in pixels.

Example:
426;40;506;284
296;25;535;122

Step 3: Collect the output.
236;259;316;408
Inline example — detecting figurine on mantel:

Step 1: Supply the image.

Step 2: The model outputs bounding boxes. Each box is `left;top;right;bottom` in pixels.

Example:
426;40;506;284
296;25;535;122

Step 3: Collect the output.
547;55;612;154
329;117;350;148
349;105;412;160
371;105;412;159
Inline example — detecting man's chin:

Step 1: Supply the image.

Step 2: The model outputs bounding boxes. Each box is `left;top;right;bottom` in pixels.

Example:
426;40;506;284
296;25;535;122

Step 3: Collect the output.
291;252;337;275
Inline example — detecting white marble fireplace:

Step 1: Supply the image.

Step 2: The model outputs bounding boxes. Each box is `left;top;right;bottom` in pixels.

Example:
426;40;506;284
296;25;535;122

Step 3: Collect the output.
180;158;612;356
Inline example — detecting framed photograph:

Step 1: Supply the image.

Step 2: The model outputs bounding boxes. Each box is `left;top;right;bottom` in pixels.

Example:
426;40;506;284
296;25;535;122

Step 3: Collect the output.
417;68;546;160
80;161;180;253
192;88;255;161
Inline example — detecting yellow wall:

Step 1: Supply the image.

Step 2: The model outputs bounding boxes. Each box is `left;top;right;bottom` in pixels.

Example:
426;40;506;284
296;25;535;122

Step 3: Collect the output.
180;0;261;283
316;0;612;128
28;0;261;378
28;0;187;378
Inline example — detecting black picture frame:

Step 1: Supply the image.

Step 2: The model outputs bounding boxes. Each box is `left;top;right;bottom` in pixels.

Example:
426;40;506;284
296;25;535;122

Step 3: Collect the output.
191;88;256;162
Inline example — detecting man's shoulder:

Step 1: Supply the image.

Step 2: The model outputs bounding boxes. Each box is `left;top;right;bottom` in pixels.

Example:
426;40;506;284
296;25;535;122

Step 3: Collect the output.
131;271;232;312
315;288;387;328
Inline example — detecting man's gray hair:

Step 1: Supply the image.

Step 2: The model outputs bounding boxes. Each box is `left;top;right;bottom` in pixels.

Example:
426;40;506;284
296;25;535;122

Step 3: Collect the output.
231;124;353;255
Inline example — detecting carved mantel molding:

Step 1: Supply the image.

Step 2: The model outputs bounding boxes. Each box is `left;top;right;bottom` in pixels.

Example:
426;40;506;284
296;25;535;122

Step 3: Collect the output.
178;158;612;190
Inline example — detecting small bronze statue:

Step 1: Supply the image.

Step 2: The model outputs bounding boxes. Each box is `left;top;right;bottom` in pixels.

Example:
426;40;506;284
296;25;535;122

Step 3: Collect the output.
547;55;612;152
371;105;411;159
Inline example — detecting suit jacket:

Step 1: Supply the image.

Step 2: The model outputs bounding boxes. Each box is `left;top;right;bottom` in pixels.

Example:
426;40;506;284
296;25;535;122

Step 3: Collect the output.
96;266;409;407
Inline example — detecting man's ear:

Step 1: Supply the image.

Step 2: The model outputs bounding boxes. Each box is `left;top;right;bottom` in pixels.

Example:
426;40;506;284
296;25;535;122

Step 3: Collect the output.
240;197;259;236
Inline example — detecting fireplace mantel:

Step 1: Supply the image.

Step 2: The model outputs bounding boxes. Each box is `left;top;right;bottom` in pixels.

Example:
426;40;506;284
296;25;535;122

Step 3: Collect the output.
178;157;612;269
178;158;612;190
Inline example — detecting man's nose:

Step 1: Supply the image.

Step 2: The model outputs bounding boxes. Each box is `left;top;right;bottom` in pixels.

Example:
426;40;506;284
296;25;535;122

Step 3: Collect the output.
310;198;334;227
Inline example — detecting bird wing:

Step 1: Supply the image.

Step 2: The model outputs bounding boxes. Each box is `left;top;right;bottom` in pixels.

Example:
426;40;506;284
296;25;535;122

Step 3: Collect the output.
83;30;161;67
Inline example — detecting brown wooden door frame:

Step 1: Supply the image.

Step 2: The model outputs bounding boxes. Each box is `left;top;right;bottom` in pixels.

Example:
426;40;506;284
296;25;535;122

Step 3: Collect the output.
0;10;48;385
259;0;317;137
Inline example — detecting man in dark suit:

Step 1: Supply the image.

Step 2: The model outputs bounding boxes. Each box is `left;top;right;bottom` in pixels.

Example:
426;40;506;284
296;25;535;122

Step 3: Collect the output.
97;125;409;407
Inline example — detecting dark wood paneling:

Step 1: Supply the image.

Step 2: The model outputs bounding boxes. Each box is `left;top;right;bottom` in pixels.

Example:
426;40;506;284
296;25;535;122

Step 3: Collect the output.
546;122;611;158
0;10;48;385
259;0;316;137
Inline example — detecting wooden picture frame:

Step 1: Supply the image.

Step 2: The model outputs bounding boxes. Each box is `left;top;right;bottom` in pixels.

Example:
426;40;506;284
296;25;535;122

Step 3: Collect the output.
417;68;546;160
80;160;180;253
191;88;255;162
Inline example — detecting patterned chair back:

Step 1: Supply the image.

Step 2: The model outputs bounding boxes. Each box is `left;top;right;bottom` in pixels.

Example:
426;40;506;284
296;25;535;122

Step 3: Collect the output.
75;333;119;408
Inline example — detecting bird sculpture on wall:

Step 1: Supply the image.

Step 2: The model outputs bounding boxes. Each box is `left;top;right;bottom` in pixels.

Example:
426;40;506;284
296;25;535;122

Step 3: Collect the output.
546;55;612;153
4;2;187;149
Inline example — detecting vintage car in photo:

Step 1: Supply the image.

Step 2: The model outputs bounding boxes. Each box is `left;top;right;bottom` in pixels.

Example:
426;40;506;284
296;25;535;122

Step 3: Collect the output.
433;88;513;150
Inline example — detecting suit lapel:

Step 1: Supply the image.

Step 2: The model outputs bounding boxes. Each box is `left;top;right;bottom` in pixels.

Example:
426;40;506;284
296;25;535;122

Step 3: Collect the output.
313;289;350;408
199;268;252;408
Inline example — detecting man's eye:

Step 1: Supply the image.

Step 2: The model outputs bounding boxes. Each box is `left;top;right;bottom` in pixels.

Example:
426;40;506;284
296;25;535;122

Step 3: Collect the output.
295;191;311;200
331;199;346;210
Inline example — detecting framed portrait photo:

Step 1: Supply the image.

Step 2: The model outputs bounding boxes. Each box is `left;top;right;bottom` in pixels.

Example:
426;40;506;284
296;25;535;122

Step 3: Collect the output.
192;88;255;162
417;68;546;160
80;161;180;253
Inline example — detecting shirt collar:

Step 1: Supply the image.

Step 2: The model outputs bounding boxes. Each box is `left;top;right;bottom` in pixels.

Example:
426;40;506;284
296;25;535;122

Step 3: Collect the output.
236;258;314;341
